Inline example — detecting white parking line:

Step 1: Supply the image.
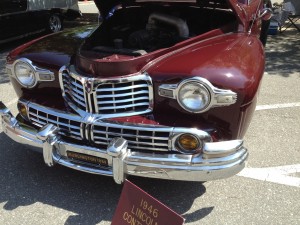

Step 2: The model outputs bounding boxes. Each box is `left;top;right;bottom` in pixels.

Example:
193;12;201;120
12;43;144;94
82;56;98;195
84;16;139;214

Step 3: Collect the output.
256;102;300;111
78;1;94;5
238;164;300;188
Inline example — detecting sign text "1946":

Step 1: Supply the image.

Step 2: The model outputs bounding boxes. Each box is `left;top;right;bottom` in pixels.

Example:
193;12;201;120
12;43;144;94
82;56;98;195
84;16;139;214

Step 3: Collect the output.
123;198;159;225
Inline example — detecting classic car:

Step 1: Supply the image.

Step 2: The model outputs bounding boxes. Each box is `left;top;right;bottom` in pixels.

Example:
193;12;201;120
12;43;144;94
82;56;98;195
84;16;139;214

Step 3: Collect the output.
0;0;81;44
0;0;271;184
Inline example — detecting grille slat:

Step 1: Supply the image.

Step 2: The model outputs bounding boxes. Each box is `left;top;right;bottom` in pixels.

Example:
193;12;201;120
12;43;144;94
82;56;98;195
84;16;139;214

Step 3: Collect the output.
94;136;168;147
98;96;149;105
65;93;86;107
96;84;148;92
93;140;169;151
69;79;84;89
64;85;84;97
97;102;149;111
96;90;149;99
128;145;169;151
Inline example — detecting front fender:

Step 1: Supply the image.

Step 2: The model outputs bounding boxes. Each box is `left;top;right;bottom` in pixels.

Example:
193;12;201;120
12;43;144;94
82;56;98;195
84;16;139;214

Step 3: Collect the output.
146;33;265;139
6;25;96;98
147;33;265;106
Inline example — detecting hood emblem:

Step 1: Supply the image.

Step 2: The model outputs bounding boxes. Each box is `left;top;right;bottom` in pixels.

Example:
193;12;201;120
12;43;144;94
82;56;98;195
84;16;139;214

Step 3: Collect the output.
84;78;94;94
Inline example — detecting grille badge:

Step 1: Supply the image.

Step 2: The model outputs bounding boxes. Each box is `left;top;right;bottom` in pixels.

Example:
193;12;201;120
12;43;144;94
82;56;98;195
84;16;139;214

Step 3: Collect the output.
84;78;94;94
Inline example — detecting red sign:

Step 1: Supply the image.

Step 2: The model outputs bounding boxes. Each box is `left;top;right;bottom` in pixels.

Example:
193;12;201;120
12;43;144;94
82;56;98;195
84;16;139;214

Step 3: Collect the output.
112;180;185;225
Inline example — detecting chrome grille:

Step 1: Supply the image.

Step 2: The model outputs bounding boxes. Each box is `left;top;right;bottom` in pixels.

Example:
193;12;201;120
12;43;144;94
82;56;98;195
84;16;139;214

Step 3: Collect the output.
91;122;171;152
95;81;150;114
28;106;82;140
59;66;152;115
61;71;87;111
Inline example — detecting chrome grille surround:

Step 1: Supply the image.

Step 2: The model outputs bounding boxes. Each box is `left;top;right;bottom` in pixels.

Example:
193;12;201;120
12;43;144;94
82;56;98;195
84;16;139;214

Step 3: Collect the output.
26;102;83;140
59;65;153;118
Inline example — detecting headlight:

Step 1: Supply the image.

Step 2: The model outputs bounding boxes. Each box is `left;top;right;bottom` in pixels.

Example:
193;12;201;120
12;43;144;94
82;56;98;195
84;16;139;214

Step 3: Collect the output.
159;77;237;113
177;81;211;113
14;60;37;88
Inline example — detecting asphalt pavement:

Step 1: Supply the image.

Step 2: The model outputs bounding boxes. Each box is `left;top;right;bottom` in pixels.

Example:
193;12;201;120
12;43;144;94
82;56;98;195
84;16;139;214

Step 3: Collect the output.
0;22;299;225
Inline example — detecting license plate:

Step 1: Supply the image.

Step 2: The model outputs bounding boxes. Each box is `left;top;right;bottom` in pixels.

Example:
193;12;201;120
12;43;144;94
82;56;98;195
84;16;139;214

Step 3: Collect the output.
67;151;108;167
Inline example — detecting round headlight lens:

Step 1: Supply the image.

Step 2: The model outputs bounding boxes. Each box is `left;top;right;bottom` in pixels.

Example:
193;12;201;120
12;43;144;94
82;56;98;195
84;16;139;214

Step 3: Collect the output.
14;61;36;88
178;82;211;113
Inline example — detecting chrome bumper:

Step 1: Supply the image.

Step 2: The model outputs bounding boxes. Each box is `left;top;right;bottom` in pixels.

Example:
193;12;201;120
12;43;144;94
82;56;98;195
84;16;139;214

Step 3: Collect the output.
0;102;248;184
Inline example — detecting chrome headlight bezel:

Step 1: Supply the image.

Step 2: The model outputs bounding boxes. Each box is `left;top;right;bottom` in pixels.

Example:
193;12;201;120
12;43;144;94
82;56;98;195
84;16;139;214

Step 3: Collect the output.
159;77;237;113
6;58;55;89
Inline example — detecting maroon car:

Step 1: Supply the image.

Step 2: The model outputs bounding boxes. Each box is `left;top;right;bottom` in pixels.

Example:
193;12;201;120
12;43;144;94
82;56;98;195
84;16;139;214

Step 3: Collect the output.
0;0;271;184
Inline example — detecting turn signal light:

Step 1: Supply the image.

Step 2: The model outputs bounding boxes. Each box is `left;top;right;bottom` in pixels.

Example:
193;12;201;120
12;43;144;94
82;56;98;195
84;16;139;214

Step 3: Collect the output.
17;102;29;121
177;134;201;153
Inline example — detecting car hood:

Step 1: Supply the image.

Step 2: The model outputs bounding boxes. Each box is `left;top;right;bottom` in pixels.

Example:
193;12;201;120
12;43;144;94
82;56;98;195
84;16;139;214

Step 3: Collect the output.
94;0;260;26
95;0;229;18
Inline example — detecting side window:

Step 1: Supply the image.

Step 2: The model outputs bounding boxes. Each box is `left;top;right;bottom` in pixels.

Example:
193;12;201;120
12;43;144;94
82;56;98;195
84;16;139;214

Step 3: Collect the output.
0;0;27;15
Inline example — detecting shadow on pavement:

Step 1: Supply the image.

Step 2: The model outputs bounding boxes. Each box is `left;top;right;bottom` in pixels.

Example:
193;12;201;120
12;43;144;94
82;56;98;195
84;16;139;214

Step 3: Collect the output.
265;30;300;77
0;133;210;224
